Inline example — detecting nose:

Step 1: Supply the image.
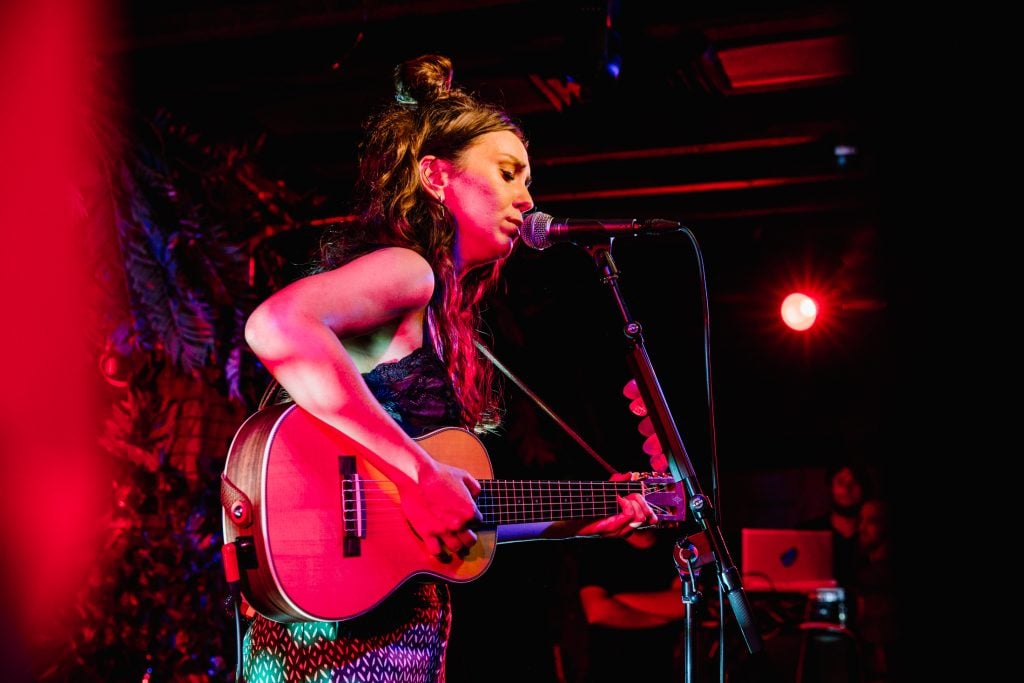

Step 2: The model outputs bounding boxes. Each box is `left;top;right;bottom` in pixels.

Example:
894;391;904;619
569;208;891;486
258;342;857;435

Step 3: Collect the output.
515;186;534;214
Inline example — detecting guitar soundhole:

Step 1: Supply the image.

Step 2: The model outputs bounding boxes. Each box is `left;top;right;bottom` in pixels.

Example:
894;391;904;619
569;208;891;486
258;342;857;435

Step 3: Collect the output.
339;455;364;557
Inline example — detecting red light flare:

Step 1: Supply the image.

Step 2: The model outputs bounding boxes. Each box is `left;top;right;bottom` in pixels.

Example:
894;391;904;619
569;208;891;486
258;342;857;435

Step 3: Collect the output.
781;292;819;331
0;0;112;654
761;258;851;361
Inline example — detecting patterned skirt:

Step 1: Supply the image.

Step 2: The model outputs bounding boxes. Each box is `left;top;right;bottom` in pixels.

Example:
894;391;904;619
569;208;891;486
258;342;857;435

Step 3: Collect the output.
242;581;451;683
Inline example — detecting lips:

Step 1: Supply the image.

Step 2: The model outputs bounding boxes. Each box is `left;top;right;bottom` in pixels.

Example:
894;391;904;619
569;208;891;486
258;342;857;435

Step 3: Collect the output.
504;218;522;238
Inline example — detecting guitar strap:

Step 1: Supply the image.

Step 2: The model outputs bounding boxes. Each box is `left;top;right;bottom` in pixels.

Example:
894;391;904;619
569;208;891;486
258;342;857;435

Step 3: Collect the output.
247;341;617;473
220;472;254;528
474;340;617;474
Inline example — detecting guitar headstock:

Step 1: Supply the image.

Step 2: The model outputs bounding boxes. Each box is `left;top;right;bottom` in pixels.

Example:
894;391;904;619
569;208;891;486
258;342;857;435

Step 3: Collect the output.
638;473;686;524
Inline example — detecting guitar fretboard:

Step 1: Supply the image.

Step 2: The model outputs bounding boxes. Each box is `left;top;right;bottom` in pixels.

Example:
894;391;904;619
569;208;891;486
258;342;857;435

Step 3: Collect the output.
476;480;644;525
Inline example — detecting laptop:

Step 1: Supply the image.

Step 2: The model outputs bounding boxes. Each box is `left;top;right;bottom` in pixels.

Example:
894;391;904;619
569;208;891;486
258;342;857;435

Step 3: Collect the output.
741;528;837;592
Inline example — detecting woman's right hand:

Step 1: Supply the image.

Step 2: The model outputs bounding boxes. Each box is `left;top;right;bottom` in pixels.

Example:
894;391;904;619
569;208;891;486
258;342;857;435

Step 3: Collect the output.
400;460;482;558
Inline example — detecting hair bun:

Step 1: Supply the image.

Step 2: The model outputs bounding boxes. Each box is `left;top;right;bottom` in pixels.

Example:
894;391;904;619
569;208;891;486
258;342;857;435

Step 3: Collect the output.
394;54;454;105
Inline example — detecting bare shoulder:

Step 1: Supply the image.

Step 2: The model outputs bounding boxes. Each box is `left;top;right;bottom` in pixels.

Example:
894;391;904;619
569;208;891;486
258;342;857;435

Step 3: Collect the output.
297;246;435;325
340;246;435;306
248;245;436;339
351;246;433;276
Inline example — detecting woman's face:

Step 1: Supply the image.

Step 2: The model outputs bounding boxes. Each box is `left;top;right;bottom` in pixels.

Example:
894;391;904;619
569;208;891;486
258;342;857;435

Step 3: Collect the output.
831;466;864;510
444;130;534;271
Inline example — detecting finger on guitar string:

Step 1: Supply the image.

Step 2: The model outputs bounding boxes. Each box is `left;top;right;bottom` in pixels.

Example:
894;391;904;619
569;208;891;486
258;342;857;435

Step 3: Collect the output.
439;531;468;555
600;501;638;537
423;534;444;557
445;513;476;531
615;493;643;522
456;528;477;548
619;492;659;527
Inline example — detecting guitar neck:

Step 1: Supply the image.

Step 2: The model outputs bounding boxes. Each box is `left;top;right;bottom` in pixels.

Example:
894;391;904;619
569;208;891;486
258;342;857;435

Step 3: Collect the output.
477;480;643;526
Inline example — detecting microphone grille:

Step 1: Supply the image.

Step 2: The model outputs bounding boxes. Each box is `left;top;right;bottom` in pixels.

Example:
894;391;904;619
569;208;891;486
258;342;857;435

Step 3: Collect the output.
520;212;554;250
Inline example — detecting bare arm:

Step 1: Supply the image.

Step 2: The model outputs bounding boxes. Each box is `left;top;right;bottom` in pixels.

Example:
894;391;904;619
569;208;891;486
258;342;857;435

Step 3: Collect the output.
244;247;481;557
579;578;685;629
613;575;686;619
496;472;658;542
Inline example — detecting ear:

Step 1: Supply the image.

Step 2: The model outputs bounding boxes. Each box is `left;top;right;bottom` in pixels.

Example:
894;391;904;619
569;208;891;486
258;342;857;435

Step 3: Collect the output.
419;155;451;202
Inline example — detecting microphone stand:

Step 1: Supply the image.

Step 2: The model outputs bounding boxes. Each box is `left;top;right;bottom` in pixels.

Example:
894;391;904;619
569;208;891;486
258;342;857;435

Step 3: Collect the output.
674;538;708;683
582;240;763;683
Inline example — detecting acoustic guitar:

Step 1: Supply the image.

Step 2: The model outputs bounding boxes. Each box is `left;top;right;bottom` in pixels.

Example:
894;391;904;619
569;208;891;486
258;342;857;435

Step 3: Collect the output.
221;402;686;622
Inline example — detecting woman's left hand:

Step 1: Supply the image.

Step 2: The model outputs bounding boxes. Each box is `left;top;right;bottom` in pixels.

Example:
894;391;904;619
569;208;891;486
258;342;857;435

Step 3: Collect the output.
577;472;659;537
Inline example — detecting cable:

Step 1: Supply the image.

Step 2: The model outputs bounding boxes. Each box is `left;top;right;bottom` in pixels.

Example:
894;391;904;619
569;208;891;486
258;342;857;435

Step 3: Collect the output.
222;541;245;681
475;340;617;474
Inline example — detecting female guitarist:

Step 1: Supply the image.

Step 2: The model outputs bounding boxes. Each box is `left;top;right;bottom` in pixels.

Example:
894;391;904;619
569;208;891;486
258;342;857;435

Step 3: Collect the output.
236;53;660;683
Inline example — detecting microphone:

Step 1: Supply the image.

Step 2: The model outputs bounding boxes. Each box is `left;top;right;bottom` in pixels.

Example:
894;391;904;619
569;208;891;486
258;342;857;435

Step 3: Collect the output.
519;211;683;251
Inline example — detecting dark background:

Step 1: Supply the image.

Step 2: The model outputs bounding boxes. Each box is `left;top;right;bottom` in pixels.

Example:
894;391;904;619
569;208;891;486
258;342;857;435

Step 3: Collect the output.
115;0;901;473
103;1;938;680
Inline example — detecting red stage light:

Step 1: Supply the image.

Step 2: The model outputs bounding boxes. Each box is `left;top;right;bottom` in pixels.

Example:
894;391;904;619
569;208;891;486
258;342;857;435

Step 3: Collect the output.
780;292;819;331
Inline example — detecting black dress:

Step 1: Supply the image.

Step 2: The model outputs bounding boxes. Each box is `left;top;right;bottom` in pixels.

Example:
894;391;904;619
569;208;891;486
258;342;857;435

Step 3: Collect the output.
243;346;463;683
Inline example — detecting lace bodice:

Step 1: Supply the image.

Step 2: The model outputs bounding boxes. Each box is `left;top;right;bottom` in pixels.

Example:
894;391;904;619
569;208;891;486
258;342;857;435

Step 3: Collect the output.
362;345;462;437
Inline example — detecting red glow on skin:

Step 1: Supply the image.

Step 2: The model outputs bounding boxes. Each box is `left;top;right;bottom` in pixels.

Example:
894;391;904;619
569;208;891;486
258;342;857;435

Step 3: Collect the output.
0;0;110;650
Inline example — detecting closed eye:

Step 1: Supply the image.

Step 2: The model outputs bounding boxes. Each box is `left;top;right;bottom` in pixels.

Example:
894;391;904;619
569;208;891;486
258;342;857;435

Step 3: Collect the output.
502;169;532;189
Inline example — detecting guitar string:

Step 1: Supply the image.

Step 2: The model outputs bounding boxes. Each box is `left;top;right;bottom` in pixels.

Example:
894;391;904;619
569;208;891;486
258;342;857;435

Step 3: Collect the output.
339;482;661;506
331;506;675;517
338;488;653;509
325;512;673;525
321;511;675;527
332;481;675;522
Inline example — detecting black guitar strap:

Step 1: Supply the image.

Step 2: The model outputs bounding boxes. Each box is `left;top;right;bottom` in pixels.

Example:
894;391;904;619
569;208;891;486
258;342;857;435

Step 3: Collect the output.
474;340;617;474
251;341;617;473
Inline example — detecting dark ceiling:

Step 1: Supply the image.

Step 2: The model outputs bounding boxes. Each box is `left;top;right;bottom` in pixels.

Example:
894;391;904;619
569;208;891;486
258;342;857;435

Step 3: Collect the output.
111;1;899;475
117;0;877;222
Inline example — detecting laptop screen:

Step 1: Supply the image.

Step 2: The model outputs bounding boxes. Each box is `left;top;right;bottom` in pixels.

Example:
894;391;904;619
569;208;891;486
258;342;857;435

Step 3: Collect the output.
741;528;837;592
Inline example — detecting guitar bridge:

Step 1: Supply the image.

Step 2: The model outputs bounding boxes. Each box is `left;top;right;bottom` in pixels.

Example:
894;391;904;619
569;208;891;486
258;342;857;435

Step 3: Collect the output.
339;455;365;556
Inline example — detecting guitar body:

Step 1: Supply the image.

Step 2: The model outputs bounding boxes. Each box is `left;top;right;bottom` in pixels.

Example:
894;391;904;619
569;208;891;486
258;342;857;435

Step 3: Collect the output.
222;403;496;623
